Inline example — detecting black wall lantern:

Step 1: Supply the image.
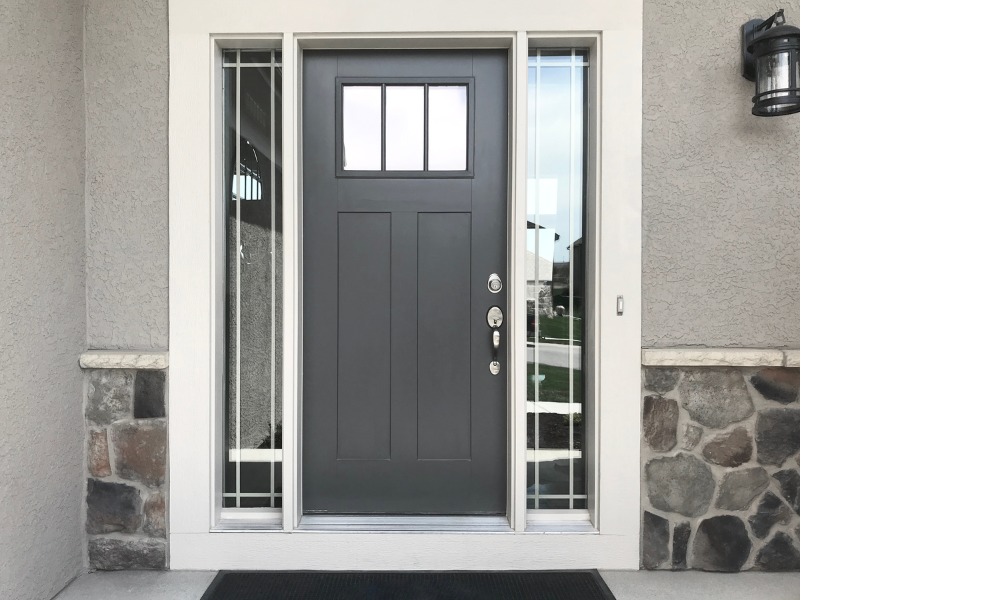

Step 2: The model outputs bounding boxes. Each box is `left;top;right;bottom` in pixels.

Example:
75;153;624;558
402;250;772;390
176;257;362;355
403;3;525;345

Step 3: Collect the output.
741;9;800;116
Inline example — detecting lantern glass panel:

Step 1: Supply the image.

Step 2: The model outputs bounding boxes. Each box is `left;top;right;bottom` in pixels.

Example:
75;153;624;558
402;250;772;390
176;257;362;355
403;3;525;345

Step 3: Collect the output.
755;48;798;115
757;50;791;95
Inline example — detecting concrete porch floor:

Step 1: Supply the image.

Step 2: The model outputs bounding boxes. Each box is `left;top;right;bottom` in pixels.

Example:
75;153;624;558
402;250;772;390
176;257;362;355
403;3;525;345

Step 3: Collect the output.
53;570;799;600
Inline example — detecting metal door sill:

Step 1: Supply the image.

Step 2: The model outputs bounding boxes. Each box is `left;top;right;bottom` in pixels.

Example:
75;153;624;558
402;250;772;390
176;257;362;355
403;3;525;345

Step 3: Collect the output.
297;515;513;533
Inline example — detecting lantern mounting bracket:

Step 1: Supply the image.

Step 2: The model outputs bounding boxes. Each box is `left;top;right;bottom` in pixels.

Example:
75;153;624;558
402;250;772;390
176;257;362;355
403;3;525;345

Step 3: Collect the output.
741;9;786;81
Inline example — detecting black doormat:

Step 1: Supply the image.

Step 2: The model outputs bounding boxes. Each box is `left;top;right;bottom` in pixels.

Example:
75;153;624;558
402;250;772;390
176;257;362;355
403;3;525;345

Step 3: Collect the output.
200;570;617;600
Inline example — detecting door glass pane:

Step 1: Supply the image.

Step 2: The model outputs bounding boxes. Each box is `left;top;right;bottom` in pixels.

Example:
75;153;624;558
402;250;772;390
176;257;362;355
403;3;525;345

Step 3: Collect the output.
223;49;283;509
385;86;425;171
427;85;467;170
526;48;588;510
342;85;382;171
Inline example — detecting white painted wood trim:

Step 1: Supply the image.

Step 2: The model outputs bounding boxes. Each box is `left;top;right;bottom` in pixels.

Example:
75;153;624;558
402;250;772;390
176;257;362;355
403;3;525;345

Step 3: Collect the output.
641;348;801;367
171;531;635;570
509;31;529;533
169;0;642;572
79;351;168;370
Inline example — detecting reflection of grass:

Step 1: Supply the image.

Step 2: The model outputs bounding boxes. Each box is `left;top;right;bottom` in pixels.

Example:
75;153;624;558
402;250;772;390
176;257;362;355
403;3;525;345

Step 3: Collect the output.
527;363;583;403
537;316;583;345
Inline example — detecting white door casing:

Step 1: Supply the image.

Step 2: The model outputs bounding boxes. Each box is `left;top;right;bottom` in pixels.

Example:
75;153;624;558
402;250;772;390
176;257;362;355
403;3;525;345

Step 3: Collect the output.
168;0;641;570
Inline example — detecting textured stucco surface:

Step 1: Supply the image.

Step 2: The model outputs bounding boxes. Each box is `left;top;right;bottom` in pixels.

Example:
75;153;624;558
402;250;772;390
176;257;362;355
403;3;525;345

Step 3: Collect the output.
0;1;87;598
85;0;169;350
643;0;800;348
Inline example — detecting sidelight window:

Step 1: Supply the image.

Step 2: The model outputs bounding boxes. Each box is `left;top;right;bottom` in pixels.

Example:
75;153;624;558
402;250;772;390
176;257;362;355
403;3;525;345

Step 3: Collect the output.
526;48;589;510
222;49;283;509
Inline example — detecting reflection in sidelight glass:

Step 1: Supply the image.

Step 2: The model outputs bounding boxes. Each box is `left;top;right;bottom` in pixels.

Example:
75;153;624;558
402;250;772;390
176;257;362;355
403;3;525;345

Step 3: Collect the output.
342;86;383;170
427;85;468;171
526;49;588;510
385;86;425;171
222;49;283;509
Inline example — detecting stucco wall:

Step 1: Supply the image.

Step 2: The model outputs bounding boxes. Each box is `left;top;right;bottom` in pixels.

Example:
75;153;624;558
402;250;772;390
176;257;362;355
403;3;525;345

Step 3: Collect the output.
642;0;800;348
0;1;87;598
85;0;169;350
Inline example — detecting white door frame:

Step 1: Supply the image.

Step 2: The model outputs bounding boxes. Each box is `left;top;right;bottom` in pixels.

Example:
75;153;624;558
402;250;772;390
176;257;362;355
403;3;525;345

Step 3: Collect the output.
168;0;641;571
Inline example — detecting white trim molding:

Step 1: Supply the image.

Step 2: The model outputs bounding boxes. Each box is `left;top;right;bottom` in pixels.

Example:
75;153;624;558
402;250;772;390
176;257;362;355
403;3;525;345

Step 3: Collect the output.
79;351;169;370
169;0;642;572
641;348;801;367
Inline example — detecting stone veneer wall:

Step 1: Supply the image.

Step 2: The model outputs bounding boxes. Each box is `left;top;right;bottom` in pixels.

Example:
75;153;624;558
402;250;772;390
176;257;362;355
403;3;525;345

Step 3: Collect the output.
641;366;800;572
84;369;168;569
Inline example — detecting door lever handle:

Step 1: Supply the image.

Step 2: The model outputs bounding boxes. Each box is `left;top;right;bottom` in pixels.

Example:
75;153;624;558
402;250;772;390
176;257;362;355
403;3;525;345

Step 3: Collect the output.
487;306;503;375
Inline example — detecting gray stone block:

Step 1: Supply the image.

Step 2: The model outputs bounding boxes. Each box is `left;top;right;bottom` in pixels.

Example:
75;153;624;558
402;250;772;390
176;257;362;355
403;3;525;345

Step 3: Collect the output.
691;515;752;572
134;370;166;418
641;511;669;569
755;409;800;466
89;537;166;570
750;367;799;404
88;429;111;477
643;367;680;394
748;492;792;539
113;420;167;487
755;532;800;571
773;469;800;514
645;453;715;517
143;491;166;538
86;370;134;425
681;424;702;450
716;467;770;511
86;478;142;534
672;521;691;569
679;369;754;429
642;396;678;452
702;426;752;467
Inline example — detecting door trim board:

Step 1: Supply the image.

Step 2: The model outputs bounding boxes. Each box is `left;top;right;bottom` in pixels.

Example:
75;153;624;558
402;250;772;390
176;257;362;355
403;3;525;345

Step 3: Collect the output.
168;18;642;569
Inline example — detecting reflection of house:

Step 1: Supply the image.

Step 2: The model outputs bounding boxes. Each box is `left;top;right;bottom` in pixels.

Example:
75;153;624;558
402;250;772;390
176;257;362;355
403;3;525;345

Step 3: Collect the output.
527;221;558;317
550;237;585;315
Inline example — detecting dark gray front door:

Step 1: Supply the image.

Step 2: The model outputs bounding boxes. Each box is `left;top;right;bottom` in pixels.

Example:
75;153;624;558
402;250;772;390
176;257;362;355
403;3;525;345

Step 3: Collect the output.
301;50;508;515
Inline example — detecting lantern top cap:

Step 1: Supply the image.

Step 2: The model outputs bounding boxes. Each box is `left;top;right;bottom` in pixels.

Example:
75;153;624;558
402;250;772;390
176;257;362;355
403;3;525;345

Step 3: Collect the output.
747;23;800;54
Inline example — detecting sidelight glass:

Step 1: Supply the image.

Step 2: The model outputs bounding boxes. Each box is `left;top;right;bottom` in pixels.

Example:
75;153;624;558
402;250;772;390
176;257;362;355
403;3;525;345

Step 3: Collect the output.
342;86;383;171
385;86;425;171
526;48;588;510
222;49;283;509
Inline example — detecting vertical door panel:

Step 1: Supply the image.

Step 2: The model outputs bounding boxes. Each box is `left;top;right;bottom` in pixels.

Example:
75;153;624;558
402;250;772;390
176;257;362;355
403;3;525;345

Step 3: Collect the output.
417;212;472;460
336;213;392;460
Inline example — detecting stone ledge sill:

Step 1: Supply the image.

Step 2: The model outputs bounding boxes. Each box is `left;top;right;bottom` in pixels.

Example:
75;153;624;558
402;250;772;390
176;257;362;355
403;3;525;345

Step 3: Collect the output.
80;351;169;370
642;348;800;368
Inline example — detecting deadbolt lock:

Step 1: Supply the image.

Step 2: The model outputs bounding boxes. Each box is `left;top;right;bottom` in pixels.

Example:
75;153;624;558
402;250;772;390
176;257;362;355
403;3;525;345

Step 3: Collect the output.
487;273;503;294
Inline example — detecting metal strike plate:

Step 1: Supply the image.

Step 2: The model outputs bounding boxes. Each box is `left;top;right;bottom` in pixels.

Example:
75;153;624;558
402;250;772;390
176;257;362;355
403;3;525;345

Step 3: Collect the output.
489;360;501;375
487;306;504;329
487;273;503;294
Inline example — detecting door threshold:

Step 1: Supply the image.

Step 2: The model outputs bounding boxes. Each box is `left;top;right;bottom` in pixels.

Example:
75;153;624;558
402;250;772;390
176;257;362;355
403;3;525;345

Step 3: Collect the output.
297;515;512;532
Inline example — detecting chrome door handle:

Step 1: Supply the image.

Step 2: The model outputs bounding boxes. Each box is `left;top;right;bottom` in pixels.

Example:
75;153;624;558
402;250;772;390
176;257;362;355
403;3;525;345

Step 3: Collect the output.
487;306;503;375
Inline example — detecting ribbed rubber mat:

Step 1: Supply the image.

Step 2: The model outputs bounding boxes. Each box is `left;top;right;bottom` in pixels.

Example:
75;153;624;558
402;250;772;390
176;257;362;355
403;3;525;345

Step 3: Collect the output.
200;570;617;600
